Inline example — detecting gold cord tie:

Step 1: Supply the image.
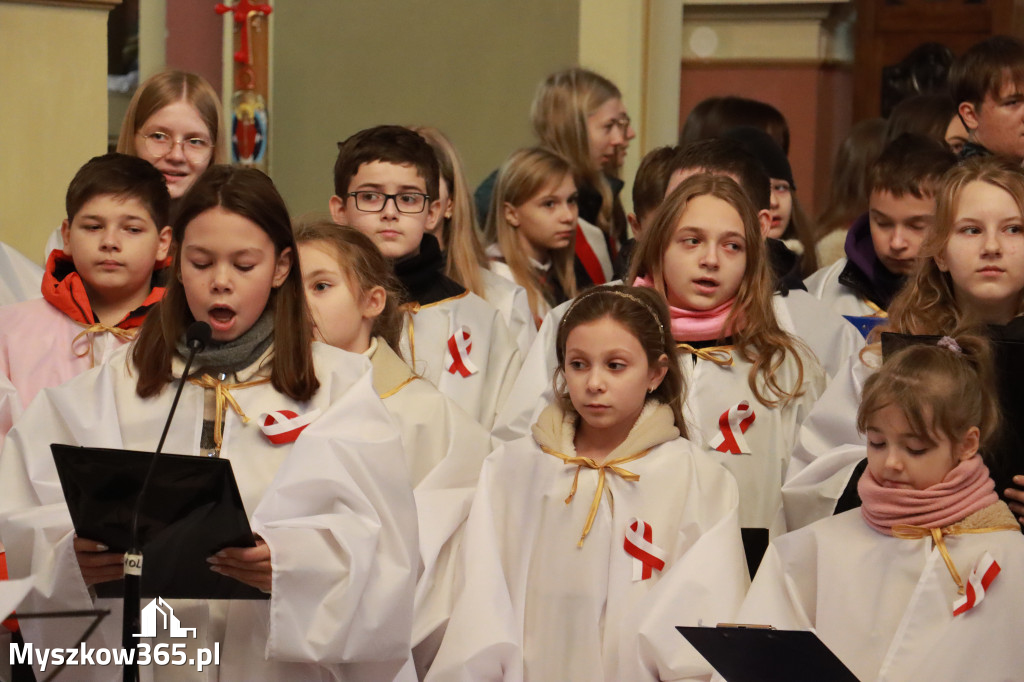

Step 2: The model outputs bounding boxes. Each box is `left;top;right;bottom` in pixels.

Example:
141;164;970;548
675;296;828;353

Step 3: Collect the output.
400;302;421;368
862;298;889;318
542;445;650;547
188;374;271;448
72;324;137;368
891;523;1019;594
677;343;734;367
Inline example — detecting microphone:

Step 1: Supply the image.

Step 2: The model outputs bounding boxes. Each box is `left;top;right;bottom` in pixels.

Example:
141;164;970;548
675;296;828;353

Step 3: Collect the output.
122;321;210;682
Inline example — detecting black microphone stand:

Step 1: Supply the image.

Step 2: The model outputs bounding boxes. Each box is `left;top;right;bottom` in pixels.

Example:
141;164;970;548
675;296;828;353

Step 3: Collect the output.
122;322;210;682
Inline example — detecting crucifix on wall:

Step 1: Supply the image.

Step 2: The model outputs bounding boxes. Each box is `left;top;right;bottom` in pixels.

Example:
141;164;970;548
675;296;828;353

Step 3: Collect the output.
216;0;272;169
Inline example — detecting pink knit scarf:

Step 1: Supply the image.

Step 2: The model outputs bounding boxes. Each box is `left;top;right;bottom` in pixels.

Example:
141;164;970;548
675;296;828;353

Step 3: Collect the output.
633;275;739;342
858;456;999;535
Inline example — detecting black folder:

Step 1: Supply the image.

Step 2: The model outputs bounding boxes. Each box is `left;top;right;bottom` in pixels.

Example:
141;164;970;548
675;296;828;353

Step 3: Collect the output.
51;444;268;601
677;625;860;682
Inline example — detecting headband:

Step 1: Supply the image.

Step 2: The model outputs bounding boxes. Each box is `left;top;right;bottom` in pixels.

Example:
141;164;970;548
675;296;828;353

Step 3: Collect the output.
562;288;665;338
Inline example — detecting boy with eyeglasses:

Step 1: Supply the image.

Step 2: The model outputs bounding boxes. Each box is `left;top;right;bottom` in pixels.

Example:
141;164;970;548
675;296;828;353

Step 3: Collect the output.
330;125;521;429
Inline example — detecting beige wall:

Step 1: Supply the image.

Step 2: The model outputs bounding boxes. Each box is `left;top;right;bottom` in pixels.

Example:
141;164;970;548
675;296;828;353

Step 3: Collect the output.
0;1;113;264
269;0;579;216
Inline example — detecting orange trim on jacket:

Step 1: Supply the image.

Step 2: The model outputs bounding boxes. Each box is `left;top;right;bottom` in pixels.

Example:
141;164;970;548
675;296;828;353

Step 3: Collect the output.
41;250;170;328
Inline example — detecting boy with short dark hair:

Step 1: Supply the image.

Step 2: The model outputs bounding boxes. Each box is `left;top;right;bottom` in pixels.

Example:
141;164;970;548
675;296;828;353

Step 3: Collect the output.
949;34;1024;162
330;125;521;429
805;134;957;332
0;153;172;447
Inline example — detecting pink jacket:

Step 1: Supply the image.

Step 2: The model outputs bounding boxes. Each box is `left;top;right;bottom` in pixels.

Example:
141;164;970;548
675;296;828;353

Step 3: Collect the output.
0;251;166;448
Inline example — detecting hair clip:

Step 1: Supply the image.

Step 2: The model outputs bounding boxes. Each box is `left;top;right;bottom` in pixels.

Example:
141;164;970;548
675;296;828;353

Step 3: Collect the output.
936;336;963;355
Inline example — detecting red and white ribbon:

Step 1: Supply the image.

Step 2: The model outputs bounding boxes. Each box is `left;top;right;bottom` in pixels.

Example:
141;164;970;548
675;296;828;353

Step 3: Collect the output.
623;517;667;581
258;408;321;445
708;401;756;454
952;551;1000;616
445;326;478;377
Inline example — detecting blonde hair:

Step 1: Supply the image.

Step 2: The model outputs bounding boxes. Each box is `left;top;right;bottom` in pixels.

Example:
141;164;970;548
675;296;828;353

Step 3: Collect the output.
885;155;1024;336
629;174;808;407
530;67;622;244
858;332;999;456
293;220;406;356
487;147;578;322
411;126;488;296
117;70;224;163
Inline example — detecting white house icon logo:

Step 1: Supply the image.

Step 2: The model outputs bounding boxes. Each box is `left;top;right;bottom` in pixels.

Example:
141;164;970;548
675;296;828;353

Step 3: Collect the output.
134;597;197;638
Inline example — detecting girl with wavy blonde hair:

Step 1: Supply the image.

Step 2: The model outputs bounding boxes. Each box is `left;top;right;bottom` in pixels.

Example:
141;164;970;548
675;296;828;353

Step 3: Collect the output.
886;155;1024;334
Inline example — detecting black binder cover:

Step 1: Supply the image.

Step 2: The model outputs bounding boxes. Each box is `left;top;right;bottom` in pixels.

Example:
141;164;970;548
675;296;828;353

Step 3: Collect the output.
677;625;860;682
51;444;268;601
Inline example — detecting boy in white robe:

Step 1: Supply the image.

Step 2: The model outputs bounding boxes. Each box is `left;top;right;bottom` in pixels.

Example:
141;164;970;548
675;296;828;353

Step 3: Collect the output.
804;134;957;336
329;125;521;429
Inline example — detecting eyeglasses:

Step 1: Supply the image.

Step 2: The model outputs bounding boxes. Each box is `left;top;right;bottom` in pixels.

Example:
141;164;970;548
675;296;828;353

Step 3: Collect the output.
139;131;214;163
347;191;430;214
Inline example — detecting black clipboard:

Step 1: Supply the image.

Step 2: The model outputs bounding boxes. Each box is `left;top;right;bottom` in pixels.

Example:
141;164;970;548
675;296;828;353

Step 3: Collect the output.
51;444;268;601
677;625;861;682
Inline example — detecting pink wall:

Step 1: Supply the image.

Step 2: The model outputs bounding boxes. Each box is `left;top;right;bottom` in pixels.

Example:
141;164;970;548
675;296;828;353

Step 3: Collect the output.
165;0;223;95
679;62;853;217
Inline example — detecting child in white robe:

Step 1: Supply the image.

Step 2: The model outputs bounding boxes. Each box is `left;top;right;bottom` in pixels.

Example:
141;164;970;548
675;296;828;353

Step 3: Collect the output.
427;285;749;681
485;147;579;328
411;125;537;357
294;221;495;673
736;333;1024;682
629;174;826;572
329;125;521;429
0;154;173;454
786;155;1024;529
0;166;419;681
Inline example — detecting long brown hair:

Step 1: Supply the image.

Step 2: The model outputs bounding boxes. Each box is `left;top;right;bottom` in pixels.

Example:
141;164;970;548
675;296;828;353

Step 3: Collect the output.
555;285;687;435
411;126;488;296
486;147;578;321
117;70;224;163
531;67;622;244
132;166;318;400
814;118;887;241
629;174;808;407
294;220;405;355
885;155;1024;336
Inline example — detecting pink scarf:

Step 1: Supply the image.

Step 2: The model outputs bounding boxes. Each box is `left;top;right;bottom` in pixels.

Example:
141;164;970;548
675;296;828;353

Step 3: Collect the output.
633;275;738;342
858;456;999;534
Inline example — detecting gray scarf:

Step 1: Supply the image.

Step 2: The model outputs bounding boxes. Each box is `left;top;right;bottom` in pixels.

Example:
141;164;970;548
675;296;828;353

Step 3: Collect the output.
176;308;275;376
